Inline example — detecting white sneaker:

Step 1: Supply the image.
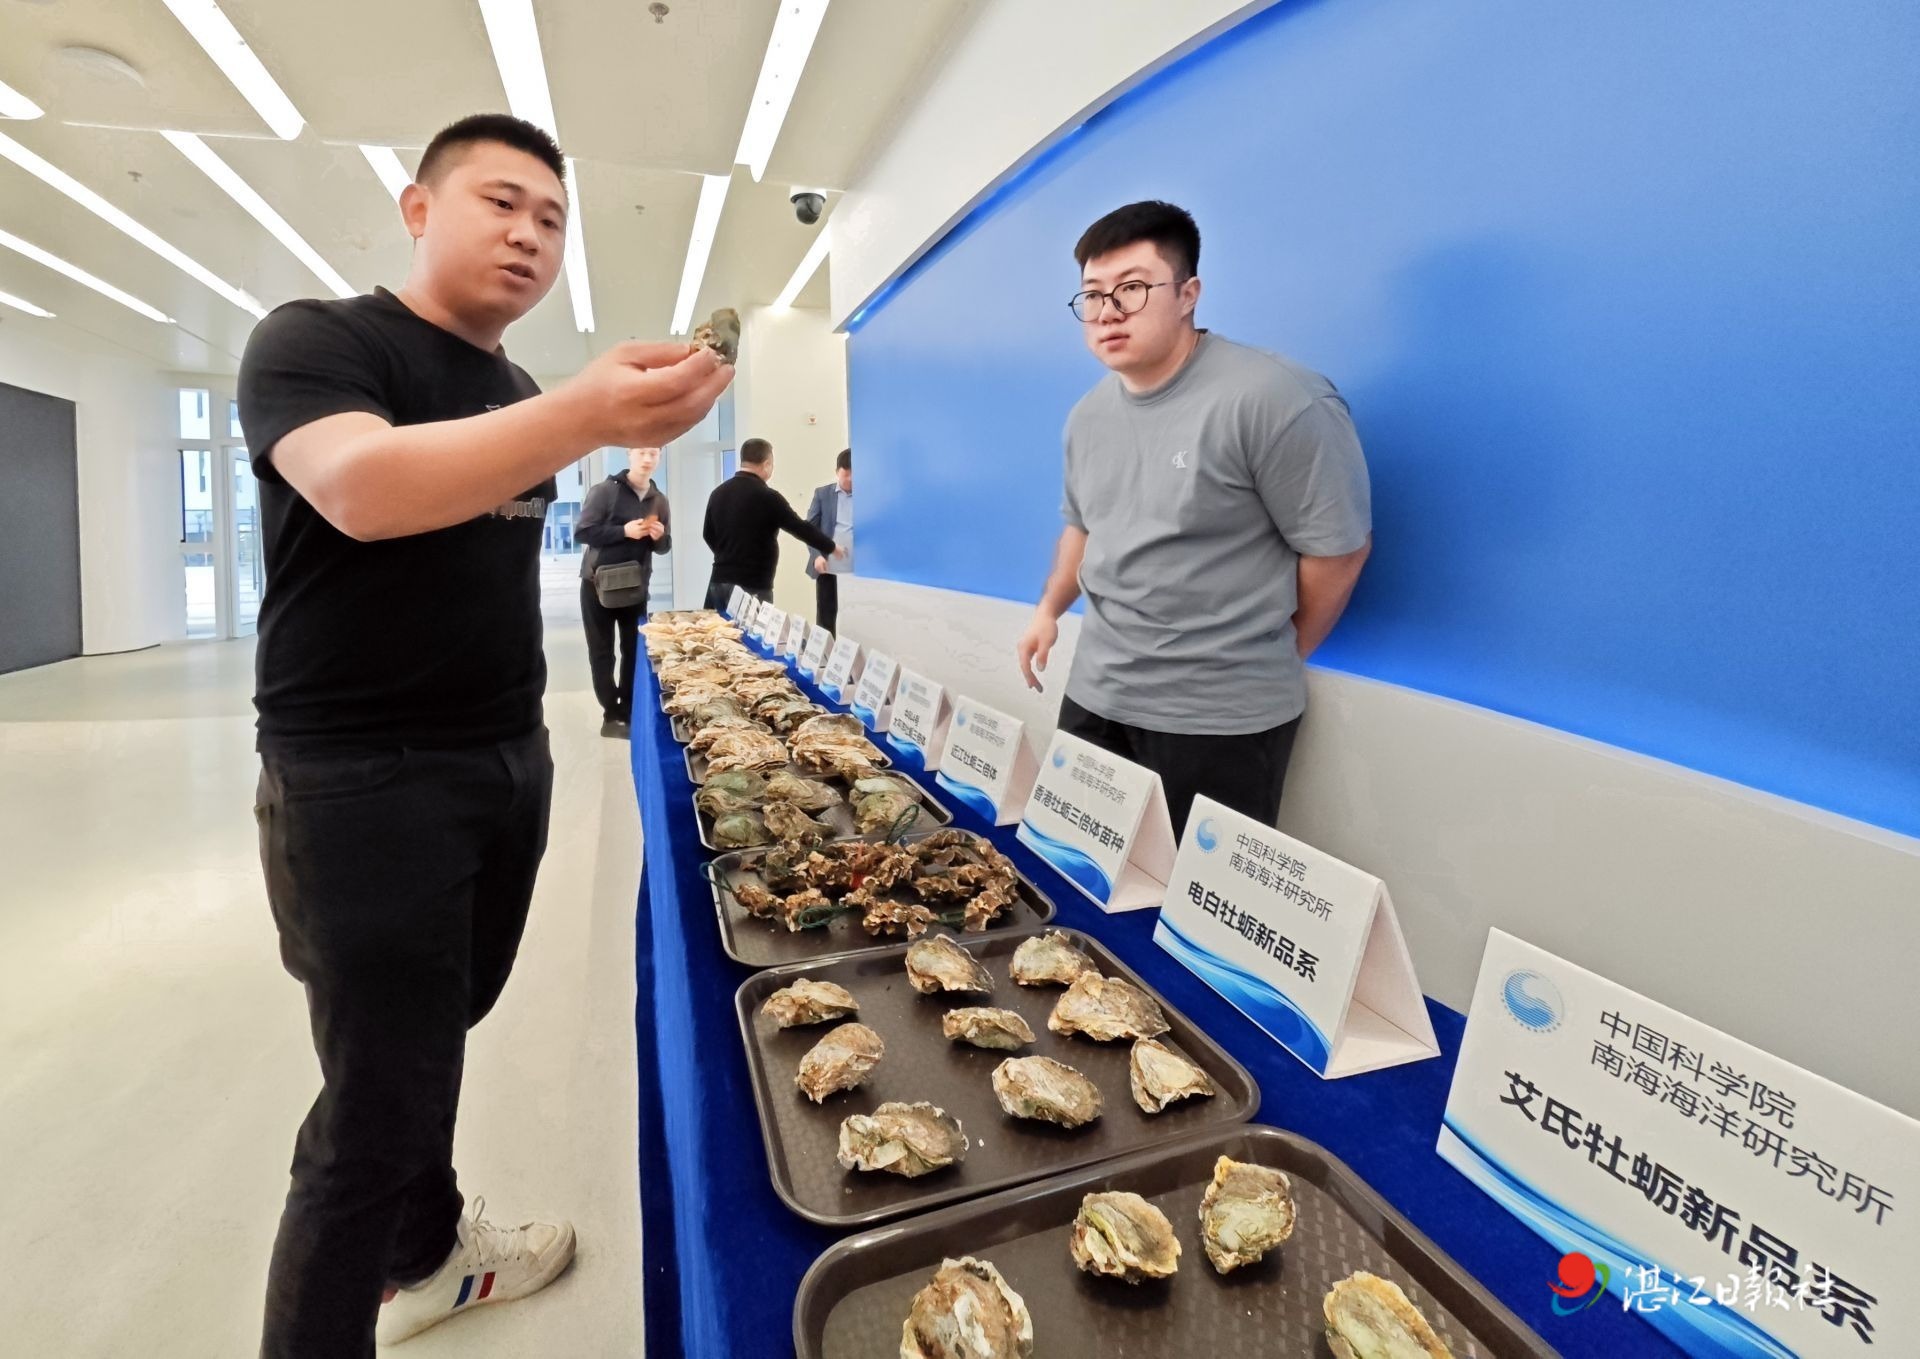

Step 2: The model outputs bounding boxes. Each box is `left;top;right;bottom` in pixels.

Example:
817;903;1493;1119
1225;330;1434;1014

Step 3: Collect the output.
375;1197;577;1346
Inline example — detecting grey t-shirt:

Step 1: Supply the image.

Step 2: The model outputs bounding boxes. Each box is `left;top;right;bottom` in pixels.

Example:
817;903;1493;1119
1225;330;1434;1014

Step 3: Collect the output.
1061;332;1371;735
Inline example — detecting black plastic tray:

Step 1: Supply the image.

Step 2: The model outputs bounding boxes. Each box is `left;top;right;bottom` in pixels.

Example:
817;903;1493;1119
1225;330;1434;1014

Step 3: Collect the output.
705;831;1058;968
692;765;947;854
795;1123;1557;1358
734;925;1259;1228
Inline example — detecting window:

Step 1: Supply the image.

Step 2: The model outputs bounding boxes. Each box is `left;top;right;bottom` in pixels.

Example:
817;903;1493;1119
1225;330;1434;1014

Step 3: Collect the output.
229;399;243;438
178;388;211;440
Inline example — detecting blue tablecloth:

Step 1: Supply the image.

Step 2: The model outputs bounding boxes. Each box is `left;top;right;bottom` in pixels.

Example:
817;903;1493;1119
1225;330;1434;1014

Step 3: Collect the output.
629;652;1683;1358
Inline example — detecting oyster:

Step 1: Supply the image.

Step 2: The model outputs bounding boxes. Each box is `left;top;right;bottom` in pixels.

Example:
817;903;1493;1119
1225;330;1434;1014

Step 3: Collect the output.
1069;1192;1180;1283
704;727;789;774
664;683;732;717
796;1022;886;1103
776;887;837;931
733;881;779;918
763;770;843;812
1010;930;1098;988
991;1055;1102;1129
1048;972;1169;1042
689;714;766;752
691;306;741;364
761;978;858;1028
837;1101;968;1178
1129;1038;1217;1113
1198;1156;1295;1274
855;789;922;837
695;769;767;817
793;713;868;742
852;774;922;803
763;799;829;847
904;935;993;995
762;698;826;734
792;722;889;773
940;1007;1036;1051
861;898;938;939
1323;1272;1453;1359
900;1257;1033;1359
711;812;771;849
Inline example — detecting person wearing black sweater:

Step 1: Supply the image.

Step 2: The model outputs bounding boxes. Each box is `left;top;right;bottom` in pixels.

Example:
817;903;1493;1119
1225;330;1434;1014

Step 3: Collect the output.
576;446;670;733
701;437;840;609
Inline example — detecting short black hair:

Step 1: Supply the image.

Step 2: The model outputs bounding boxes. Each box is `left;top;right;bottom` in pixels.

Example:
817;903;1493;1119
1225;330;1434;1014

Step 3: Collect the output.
740;438;772;466
835;449;851;473
416;114;566;190
1074;201;1200;281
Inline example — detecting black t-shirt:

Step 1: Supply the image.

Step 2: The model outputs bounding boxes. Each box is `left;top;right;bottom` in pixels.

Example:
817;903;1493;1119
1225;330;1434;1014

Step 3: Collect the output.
237;288;557;750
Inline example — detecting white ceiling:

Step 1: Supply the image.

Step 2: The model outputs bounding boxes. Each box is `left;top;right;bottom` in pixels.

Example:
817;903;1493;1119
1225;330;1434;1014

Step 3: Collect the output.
0;0;977;375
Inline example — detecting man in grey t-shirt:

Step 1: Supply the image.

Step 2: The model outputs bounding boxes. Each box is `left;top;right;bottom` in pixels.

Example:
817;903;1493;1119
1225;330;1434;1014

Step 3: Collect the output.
1016;201;1372;836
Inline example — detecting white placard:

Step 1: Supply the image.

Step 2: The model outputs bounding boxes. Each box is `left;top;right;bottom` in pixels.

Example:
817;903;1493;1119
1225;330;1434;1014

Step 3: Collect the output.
726;586;749;619
799;625;832;680
934;696;1039;827
780;612;808;660
886;668;950;766
1017;732;1175;913
818;636;862;702
734;592;757;628
1153;795;1437;1079
1440;930;1914;1358
849;651;900;731
754;603;787;649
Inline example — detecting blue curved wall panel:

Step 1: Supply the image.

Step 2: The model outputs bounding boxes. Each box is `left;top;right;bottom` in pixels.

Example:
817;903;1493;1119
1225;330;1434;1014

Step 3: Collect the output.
847;0;1919;837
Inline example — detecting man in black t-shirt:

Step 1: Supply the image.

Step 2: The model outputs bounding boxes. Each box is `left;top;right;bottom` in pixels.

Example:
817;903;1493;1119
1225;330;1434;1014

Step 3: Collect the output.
237;114;732;1357
700;436;840;609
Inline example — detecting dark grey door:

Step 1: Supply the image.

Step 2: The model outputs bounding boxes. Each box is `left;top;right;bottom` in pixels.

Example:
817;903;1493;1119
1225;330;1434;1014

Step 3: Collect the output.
0;381;82;673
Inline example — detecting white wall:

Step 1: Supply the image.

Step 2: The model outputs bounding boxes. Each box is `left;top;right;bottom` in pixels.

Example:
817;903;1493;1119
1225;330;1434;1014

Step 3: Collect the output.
0;316;180;656
837;576;1920;1118
830;0;1281;327
731;305;849;618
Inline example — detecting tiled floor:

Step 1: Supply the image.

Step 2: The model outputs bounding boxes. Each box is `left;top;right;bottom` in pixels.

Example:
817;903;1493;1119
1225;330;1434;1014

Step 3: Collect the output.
0;566;648;1356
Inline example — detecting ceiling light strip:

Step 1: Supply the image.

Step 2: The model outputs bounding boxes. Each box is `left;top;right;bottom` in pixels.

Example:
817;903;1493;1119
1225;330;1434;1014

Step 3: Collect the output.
0;128;264;317
0;78;44;121
165;131;353;298
734;0;831;182
477;0;559;137
772;223;831;310
0;287;54;318
159;0;304;140
670;173;731;335
562;158;593;332
359;145;412;201
0;227;173;323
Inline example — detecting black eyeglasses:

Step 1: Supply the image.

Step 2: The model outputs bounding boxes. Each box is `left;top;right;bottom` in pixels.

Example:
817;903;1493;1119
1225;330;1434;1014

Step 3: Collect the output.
1069;280;1172;322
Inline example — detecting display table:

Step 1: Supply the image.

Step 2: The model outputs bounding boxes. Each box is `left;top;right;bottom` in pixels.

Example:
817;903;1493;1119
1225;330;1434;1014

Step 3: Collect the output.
629;656;1681;1358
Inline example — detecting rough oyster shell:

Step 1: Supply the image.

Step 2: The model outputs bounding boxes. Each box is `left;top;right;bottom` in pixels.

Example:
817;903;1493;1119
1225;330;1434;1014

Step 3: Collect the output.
691;306;741;364
761;978;858;1028
711;812;771;849
795;1022;885;1103
704;727;789;774
1048;972;1169;1042
905;935;993;995
1323;1272;1453;1359
899;1257;1033;1359
763;770;843;812
763;799;829;847
689;714;766;752
837;1101;968;1177
1069;1191;1180;1283
856;788;923;836
1010;929;1097;987
1198;1156;1295;1274
991;1055;1102;1129
1129;1038;1217;1113
941;1007;1036;1051
793;713;868;742
695;769;767;817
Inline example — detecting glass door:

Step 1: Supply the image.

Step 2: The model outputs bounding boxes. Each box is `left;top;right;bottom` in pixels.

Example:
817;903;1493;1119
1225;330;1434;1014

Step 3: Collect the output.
229;447;262;637
180;449;217;638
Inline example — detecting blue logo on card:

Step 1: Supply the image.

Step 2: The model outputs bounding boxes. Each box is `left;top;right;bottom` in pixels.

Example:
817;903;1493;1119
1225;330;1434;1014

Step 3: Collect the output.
1502;969;1565;1033
955;711;968;728
1194;818;1219;853
1051;747;1067;769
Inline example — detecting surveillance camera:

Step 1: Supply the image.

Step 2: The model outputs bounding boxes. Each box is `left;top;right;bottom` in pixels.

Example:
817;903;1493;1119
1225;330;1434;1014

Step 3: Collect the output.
790;188;826;226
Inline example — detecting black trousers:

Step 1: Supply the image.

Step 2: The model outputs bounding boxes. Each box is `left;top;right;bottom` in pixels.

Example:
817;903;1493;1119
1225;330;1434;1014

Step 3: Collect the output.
814;573;839;635
256;729;554;1359
704;578;772;612
580;579;645;721
1057;696;1300;840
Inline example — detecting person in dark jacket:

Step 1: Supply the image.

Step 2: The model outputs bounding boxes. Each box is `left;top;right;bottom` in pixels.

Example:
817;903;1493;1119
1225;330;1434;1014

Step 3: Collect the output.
576;446;669;734
701;437;839;609
805;447;852;634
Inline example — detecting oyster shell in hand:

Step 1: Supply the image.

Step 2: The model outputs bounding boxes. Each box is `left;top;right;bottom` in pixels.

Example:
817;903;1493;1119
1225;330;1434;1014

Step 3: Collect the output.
904;935;993;995
1198;1155;1295;1274
1069;1191;1180;1283
1129;1038;1217;1113
796;1022;886;1103
838;1101;968;1178
691;307;741;364
1010;929;1097;987
1048;972;1169;1042
991;1055;1102;1129
1323;1272;1454;1359
761;978;859;1028
941;1006;1036;1051
900;1256;1033;1359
